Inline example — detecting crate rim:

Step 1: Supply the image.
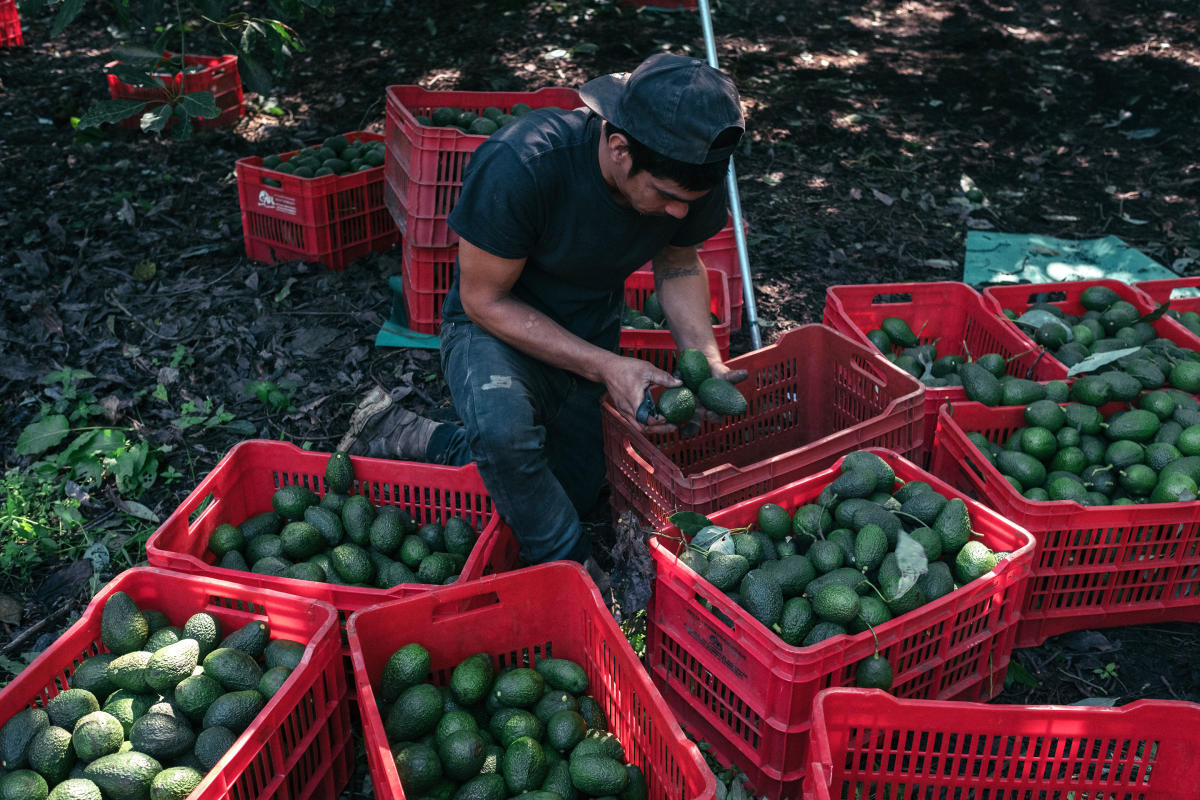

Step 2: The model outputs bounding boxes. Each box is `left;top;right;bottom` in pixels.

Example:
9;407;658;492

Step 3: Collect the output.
806;687;1200;800
1;565;343;798
603;323;927;484
145;439;506;605
651;446;1036;662
936;400;1200;515
347;561;716;800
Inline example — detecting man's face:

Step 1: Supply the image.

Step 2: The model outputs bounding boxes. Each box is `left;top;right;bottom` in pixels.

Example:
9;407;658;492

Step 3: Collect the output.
616;168;710;219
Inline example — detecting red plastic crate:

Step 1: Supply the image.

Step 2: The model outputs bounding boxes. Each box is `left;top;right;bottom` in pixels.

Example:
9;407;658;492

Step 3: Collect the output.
806;688;1200;800
0;567;351;800
384;85;582;247
236;130;400;270
1135;276;1200;314
647;449;1035;798
145;440;520;653
929;400;1200;647
0;0;23;47
983;279;1200;357
347;563;715;800
602;324;926;530
400;239;458;334
106;52;244;130
822;282;1067;464
619;268;731;371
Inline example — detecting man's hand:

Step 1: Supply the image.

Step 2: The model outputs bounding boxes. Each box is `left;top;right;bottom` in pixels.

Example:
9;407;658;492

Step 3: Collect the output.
690;359;750;427
603;355;682;434
711;362;748;385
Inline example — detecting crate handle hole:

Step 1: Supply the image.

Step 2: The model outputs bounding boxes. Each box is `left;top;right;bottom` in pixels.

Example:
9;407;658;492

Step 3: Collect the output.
870;292;914;305
1025;290;1067;305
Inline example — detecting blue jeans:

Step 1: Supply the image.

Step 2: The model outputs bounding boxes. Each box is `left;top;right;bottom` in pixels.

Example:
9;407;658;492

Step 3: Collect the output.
427;320;608;564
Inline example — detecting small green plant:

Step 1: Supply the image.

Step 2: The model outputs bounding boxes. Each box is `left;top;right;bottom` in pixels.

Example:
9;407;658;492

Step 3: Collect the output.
247;380;296;414
619;608;646;659
0;469;81;583
1093;662;1119;682
37;0;321;137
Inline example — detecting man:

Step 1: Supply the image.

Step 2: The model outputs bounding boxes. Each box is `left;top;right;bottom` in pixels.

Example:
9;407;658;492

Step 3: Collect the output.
341;53;748;568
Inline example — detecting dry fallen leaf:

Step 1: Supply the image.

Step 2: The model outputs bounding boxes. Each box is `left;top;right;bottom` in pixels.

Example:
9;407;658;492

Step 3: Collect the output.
0;593;22;626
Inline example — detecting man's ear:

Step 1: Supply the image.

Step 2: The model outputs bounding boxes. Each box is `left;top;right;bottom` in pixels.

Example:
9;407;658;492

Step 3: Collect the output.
606;130;631;166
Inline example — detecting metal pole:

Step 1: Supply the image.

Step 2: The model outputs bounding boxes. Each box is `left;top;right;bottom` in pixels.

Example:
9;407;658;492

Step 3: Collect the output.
696;0;762;349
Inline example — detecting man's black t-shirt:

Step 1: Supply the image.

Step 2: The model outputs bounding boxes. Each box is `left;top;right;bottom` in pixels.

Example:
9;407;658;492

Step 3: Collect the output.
441;108;727;348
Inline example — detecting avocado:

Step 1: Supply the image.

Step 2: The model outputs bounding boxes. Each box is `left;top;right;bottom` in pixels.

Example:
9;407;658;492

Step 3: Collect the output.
148;766;203;800
129;712;196;761
959;362;1003;406
493;668;545;709
47;779;103;800
100;592;149;656
279;521;323;560
656;387;696;425
738;569;784;627
696;377;747;416
201;690;265;733
0;770;48;800
173;674;223;724
239;510;283;540
202;648;263;693
503;737;549;795
441;654;490;709
272;484;318;520
83;751;163;800
27;724;76;785
45;689;100;732
677;349;712;392
533;658;588;695
69;654;118;701
182;613;222;660
71;711;125;763
145;640;199;696
193;726;237;771
219;620;270;660
386;683;444;742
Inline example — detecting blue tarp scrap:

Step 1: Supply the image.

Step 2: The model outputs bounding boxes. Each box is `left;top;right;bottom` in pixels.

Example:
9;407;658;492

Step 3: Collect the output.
963;231;1178;288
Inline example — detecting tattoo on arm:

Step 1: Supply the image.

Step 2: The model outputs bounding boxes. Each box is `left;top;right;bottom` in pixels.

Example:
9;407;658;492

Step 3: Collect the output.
657;264;702;280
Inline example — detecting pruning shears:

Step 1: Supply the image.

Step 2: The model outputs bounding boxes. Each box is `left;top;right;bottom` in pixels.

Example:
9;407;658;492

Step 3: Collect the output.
635;387;657;425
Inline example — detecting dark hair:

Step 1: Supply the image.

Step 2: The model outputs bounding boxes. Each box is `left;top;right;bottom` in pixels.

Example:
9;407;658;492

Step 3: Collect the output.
604;121;734;191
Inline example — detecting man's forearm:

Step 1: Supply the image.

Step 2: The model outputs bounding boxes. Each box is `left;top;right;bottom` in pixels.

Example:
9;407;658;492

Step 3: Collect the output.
655;258;724;361
465;295;617;385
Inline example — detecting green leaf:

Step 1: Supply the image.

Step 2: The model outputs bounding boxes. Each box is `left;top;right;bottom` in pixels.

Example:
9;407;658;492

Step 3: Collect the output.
1140;302;1170;324
1066;347;1142;377
1005;660;1040;688
17;415;70;455
222;420;259;436
140;105;172;133
177;91;219;120
1070;697;1118;707
892;530;929;598
268;20;297;47
668;511;714;537
49;0;86;37
108;63;164;89
77;99;149;129
1014;310;1073;341
237;53;274;96
692;525;734;555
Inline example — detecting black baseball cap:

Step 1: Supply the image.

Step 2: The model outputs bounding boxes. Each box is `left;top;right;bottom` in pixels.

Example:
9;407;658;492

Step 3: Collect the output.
579;53;744;165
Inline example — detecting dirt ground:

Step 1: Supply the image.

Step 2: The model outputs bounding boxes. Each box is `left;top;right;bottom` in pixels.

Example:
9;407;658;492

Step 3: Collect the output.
2;0;1200;791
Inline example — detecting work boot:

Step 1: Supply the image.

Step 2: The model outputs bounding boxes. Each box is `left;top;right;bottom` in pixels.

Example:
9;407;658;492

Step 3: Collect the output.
338;387;439;461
